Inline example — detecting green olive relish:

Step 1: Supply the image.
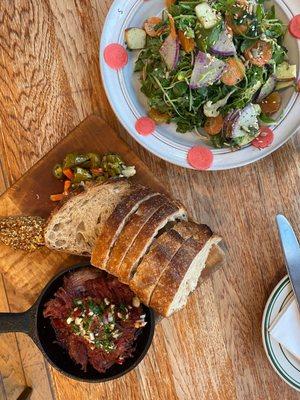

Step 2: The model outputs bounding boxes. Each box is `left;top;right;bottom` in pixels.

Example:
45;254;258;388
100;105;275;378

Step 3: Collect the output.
50;152;136;201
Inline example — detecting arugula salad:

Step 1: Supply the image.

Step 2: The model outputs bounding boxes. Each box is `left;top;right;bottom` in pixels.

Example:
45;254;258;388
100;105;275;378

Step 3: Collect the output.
124;0;297;148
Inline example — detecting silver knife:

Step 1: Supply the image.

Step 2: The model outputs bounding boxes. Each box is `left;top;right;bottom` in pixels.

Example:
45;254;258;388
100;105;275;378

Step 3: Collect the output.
276;214;300;308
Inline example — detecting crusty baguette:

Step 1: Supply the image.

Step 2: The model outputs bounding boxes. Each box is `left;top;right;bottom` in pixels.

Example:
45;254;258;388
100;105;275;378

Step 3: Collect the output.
129;221;198;305
91;184;157;269
150;226;221;317
118;202;187;284
105;194;170;276
44;179;131;255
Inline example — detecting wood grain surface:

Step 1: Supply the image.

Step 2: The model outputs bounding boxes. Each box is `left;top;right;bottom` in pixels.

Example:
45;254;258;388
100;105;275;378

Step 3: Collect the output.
0;115;223;400
0;1;299;400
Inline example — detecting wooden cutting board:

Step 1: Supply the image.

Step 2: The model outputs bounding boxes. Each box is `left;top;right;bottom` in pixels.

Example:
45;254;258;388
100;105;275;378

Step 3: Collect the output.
0;114;221;308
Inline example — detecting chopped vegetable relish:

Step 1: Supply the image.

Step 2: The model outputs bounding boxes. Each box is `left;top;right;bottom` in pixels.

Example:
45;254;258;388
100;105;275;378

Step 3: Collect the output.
50;152;136;201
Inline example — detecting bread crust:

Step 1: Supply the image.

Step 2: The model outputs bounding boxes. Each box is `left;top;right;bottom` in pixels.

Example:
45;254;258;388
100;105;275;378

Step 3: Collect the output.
105;194;170;276
45;178;128;226
150;224;213;316
44;178;130;256
91;184;156;268
129;229;183;305
118;201;187;284
130;220;198;305
44;178;224;317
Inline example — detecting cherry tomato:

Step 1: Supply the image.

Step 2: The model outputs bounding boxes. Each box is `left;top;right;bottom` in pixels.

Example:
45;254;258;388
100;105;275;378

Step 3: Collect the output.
148;108;170;124
259;92;282;115
244;40;272;67
252;127;274;149
144;17;164;37
204;115;224;135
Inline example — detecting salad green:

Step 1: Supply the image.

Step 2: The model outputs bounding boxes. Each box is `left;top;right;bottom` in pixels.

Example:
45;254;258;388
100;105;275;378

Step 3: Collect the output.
125;0;297;149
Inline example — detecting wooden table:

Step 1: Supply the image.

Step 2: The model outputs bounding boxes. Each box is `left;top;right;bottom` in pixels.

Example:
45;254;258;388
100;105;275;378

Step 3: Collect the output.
0;1;299;399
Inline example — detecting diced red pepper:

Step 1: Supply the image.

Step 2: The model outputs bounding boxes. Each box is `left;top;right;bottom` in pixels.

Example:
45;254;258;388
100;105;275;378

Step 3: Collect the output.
63;180;71;195
63;168;74;180
50;193;64;202
91;168;103;176
73;309;82;318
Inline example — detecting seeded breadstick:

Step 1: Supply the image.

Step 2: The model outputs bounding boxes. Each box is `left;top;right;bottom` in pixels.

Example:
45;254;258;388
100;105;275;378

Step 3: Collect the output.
0;216;45;251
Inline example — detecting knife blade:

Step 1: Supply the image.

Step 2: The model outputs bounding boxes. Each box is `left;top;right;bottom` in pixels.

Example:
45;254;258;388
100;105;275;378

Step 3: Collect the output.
276;214;300;308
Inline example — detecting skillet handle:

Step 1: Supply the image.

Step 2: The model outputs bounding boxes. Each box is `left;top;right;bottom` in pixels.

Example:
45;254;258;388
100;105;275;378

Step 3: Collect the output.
0;309;33;335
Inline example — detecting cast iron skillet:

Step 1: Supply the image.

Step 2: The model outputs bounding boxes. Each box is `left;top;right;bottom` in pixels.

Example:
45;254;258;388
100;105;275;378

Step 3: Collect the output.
0;262;155;382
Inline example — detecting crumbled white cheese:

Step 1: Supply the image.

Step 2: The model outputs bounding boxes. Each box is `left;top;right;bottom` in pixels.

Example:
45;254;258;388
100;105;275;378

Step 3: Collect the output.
203;91;235;118
132;296;141;308
108;313;114;323
75;317;83;325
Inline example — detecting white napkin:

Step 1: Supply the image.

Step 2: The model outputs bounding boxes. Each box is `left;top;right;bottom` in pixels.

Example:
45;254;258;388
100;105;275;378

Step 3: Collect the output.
269;295;300;360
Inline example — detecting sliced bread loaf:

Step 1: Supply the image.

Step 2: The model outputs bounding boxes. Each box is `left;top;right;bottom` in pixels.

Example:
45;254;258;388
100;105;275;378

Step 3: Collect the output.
44;179;131;255
105;194;170;276
129;221;197;305
150;225;221;317
117;202;187;284
91;184;157;269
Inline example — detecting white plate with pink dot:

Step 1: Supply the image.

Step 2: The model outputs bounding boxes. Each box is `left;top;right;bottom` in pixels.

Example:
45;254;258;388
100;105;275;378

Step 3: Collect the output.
100;0;300;170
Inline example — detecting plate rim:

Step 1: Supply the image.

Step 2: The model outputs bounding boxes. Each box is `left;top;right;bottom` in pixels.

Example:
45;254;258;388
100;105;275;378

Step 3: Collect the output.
100;0;300;170
262;274;300;391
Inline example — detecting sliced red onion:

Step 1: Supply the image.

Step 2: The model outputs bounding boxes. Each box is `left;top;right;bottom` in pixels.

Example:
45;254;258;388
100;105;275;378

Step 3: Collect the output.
210;30;236;57
159;35;180;71
230;104;261;139
222;109;240;138
189;51;226;89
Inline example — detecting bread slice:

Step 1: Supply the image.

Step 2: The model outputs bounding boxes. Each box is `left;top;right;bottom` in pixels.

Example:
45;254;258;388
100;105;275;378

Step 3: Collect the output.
105;194;170;276
44;179;131;255
201;244;225;281
129;221;198;305
117;202;187;284
150;224;221;317
91;184;157;269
